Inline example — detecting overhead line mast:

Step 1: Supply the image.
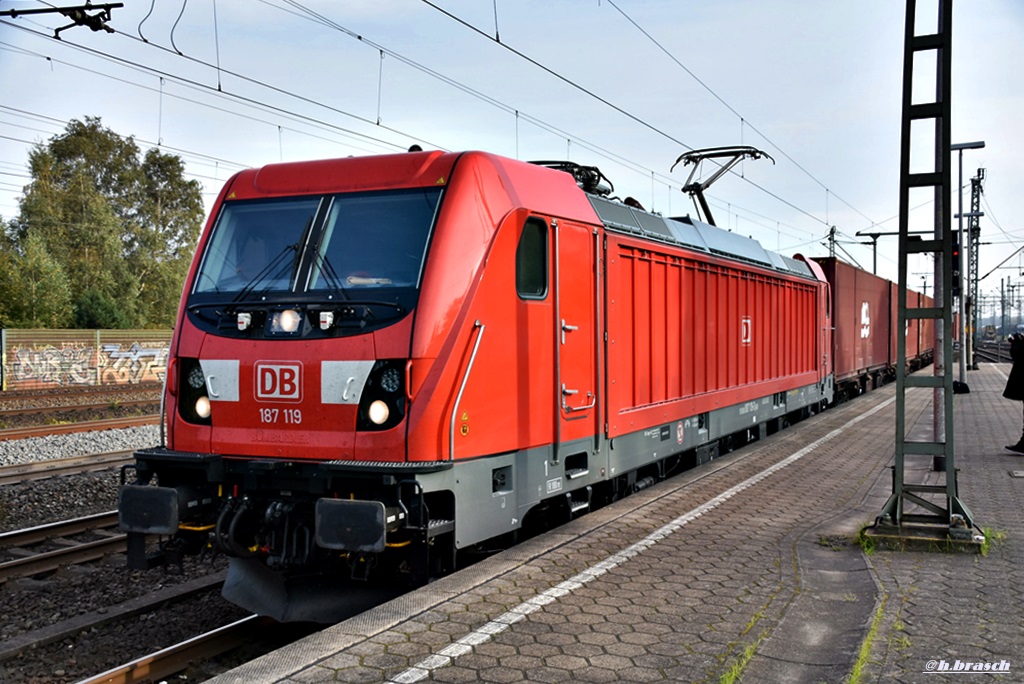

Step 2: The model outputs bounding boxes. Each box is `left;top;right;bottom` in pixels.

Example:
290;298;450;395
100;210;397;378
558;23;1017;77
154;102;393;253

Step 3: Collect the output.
875;0;978;546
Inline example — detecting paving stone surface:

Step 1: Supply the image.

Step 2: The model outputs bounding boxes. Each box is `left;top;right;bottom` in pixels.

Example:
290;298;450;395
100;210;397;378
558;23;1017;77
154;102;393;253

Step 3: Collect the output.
209;364;1022;684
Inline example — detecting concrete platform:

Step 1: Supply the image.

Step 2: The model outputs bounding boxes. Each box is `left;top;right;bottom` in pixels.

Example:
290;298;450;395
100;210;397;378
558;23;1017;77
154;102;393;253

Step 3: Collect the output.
208;363;1023;683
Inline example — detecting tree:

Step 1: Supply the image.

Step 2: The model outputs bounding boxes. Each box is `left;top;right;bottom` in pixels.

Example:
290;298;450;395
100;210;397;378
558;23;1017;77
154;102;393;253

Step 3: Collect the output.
0;231;73;328
9;117;204;328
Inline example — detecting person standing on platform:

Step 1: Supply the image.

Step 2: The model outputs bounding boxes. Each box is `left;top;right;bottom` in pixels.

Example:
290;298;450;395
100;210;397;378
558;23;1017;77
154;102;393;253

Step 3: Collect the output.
1003;333;1024;454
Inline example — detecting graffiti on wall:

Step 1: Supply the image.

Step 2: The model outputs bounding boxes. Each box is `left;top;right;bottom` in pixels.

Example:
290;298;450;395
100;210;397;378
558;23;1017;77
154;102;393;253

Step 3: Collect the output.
4;339;169;389
99;343;168;385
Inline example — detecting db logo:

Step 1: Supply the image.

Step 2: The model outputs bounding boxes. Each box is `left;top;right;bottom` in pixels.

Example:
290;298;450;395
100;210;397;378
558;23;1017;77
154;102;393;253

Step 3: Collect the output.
255;362;302;402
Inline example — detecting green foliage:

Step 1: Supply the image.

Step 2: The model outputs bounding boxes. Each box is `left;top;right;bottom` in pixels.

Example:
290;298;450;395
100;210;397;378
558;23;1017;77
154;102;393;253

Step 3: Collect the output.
980;527;1006;557
856;525;876;555
4;116;203;328
73;287;133;329
0;231;73;328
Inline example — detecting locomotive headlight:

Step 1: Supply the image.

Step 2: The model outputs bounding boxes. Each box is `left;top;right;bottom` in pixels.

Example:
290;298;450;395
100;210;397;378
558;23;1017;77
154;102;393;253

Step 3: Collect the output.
356;360;406;431
368;399;390;425
178;358;212;426
270;309;302;334
195;396;212;419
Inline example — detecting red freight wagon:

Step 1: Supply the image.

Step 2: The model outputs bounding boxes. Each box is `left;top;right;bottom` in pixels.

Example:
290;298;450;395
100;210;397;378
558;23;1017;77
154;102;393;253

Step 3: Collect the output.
814;257;894;397
894;284;935;372
119;151;834;621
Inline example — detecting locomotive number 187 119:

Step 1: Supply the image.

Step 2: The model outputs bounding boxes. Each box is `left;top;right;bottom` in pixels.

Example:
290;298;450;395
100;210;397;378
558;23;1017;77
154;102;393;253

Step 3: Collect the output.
259;408;303;424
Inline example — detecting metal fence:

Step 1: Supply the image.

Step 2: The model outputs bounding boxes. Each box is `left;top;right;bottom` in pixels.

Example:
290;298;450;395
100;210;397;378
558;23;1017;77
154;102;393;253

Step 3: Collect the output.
0;329;172;391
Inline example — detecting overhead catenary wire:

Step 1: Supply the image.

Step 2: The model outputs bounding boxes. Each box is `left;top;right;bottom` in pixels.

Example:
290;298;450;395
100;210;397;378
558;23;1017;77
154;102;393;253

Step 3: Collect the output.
268;0;829;241
5;3;861;251
0;29;418;156
603;0;879;229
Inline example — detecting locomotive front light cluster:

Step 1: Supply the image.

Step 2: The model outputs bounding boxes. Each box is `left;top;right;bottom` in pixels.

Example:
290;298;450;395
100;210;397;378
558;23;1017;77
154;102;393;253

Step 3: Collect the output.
179;358;212;425
269;308;303;334
357;360;406;431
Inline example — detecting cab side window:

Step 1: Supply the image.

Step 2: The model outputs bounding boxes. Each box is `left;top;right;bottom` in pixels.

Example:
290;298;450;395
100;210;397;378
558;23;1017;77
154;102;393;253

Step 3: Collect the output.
516;217;548;299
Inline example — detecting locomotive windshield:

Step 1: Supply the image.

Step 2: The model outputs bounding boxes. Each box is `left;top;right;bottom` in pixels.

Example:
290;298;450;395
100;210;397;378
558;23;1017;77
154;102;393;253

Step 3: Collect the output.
309;190;438;291
193;188;441;298
194;197;319;294
188;187;443;337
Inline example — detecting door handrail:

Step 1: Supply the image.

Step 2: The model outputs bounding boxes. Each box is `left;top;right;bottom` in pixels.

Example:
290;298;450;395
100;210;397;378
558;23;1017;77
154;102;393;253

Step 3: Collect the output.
449;321;485;461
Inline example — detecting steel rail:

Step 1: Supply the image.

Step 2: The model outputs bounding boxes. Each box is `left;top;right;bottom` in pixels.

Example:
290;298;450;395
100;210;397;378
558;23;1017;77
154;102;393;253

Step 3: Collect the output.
0;415;159;442
0;511;124;583
0;450;134;485
0;383;161;403
0;399;159;419
0;535;127;583
0;510;119;548
78;614;267;684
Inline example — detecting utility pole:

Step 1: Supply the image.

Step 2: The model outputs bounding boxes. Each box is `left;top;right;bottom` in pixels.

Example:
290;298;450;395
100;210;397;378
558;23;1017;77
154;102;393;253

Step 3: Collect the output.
950;143;984;384
966;168;985;368
875;0;976;544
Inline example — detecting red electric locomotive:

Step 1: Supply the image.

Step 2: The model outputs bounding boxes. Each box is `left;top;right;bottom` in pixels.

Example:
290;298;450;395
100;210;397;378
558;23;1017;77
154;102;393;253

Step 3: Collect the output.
119;150;834;621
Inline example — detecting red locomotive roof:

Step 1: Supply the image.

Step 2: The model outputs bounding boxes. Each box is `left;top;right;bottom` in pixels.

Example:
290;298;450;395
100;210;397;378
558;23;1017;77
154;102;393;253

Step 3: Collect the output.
223;150;458;199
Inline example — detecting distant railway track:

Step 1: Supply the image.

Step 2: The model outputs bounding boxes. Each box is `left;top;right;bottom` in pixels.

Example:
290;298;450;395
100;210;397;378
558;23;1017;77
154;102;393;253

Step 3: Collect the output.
0;450;134;486
975;344;1010;364
0;415;159;442
0;399;159;420
0;383;162;403
0;511;124;583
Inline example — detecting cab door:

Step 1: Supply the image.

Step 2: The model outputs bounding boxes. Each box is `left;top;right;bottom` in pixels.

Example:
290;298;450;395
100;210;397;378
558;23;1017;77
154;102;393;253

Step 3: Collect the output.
554;219;599;449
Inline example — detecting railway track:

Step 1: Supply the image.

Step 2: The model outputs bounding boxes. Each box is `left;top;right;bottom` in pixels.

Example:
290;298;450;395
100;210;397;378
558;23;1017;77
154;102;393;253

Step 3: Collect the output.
0;511;124;583
0;570;233;672
79;614;270;684
0;450;134;485
0;399;159;420
0;384;162;404
974;345;1010;364
0;415;159;442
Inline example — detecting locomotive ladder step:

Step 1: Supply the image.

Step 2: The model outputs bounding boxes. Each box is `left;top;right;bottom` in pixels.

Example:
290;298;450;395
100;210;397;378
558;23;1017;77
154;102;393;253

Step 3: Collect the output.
566;486;592;514
426;519;454;537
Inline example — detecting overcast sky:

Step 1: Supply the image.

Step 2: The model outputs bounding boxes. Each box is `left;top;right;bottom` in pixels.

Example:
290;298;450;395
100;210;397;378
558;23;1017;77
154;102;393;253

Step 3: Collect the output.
1;1;1021;315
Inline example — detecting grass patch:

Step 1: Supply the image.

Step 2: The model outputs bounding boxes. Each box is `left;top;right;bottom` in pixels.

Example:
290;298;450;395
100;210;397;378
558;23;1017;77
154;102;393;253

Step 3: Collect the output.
980;527;1006;557
847;593;888;684
719;635;765;684
855;525;876;555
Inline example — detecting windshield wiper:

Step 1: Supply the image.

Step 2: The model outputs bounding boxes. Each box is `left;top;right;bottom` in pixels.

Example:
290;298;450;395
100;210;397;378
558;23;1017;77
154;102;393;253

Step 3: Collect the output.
309;249;350;300
232;243;300;304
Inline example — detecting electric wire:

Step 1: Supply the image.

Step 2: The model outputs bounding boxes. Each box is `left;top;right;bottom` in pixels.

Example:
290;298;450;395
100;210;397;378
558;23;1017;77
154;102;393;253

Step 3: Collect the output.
0;28;415;156
415;0;838;232
7;3;859;251
266;0;827;243
604;0;879;228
